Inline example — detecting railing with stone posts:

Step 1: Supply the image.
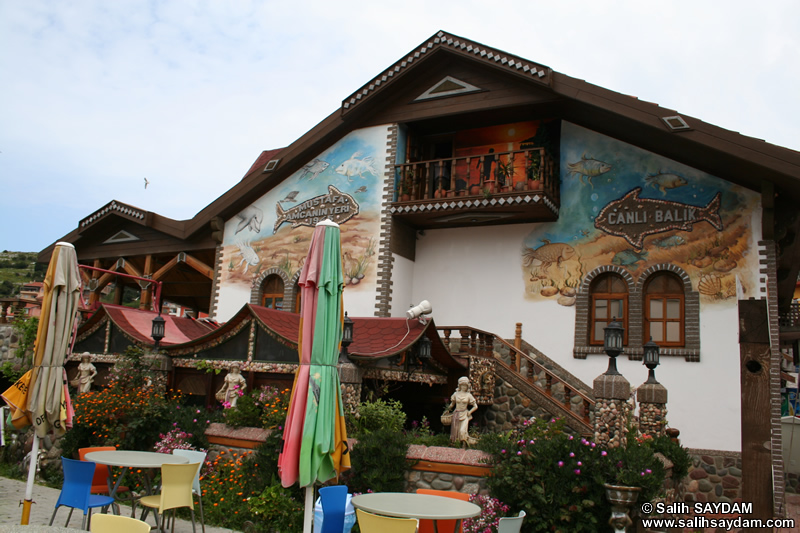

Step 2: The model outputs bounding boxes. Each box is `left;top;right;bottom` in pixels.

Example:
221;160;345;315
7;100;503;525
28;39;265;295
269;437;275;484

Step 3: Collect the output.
438;326;595;432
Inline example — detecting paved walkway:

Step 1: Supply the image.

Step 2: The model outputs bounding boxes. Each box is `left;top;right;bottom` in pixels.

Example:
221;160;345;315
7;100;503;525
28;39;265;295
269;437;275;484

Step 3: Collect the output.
0;476;237;532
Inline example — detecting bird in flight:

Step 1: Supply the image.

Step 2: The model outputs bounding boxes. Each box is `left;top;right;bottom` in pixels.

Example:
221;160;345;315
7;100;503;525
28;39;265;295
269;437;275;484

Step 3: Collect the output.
144;178;150;189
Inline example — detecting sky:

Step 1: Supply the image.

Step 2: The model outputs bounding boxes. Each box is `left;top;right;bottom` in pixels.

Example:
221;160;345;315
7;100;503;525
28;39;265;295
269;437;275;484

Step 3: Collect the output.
1;0;798;253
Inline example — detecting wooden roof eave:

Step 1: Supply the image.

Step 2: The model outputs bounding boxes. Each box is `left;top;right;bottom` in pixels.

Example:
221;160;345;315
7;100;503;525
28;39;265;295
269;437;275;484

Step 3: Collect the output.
552;73;800;199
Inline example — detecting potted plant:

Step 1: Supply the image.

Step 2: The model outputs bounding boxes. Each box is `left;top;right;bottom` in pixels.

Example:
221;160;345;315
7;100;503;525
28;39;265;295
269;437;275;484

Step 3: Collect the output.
397;170;413;201
497;159;515;192
526;152;542;189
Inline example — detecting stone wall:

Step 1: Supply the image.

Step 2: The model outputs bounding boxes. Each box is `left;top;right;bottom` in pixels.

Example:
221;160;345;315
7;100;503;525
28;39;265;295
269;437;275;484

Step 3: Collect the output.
684;449;742;504
0;324;17;364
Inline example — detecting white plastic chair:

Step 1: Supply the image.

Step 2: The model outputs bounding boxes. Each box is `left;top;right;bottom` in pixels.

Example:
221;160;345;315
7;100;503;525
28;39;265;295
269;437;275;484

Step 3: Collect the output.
172;449;207;533
497;510;526;533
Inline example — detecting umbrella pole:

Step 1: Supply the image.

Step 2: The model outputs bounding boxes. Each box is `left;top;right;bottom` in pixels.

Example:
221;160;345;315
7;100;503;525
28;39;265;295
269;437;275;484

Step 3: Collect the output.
21;432;39;524
303;485;314;533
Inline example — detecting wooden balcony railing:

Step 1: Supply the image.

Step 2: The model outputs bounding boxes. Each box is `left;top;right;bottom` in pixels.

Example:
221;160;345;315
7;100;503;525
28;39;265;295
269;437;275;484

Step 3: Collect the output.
395;147;558;204
438;326;594;430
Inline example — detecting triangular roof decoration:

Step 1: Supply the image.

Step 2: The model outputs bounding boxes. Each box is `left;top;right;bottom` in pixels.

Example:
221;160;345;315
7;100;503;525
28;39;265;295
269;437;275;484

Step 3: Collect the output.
103;230;140;244
415;76;482;101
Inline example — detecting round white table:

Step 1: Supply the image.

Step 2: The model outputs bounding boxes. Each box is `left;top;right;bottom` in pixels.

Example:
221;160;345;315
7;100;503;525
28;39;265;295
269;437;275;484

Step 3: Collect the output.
84;450;190;513
351;492;480;533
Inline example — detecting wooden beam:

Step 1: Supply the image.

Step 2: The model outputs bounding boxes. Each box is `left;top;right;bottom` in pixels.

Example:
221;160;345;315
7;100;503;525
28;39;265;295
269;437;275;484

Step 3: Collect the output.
152;255;180;281
140;255;153;311
182;253;215;279
738;299;773;530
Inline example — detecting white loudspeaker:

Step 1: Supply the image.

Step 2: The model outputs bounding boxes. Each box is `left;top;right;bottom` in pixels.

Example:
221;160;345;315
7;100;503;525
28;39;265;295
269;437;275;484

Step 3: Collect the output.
406;300;432;319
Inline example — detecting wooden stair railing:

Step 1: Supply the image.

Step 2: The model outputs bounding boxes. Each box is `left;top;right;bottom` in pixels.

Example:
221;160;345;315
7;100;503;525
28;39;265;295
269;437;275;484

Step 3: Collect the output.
438;326;595;434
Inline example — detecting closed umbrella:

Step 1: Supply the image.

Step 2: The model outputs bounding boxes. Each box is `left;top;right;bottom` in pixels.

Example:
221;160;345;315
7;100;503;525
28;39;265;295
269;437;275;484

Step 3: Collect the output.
278;219;350;533
1;242;81;524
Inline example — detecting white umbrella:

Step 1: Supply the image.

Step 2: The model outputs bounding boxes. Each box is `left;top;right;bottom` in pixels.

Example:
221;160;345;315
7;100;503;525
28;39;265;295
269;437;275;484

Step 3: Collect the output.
1;242;82;524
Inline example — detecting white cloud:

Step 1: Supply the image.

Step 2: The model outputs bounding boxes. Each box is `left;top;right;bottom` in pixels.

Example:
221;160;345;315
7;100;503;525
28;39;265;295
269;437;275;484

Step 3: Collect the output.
1;0;798;251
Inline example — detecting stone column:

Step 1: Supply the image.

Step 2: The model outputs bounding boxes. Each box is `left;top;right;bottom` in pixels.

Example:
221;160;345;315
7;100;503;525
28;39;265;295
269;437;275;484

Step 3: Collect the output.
338;362;362;416
593;373;631;448
637;382;668;438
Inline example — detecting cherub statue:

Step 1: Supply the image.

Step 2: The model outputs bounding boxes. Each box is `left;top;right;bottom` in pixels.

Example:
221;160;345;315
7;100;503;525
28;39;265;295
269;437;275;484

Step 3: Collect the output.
444;376;478;447
216;363;247;408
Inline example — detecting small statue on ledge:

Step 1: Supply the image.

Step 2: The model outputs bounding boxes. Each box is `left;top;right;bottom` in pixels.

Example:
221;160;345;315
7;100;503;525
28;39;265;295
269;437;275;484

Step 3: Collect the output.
70;353;97;394
443;376;478;447
216;363;247;408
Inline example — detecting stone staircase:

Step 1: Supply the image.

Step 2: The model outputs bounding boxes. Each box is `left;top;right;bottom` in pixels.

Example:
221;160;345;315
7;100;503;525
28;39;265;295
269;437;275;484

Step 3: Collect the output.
438;326;595;436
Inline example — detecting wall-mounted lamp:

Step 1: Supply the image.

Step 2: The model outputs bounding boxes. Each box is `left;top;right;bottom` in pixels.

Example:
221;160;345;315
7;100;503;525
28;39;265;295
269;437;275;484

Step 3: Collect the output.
407;300;432;320
340;312;354;359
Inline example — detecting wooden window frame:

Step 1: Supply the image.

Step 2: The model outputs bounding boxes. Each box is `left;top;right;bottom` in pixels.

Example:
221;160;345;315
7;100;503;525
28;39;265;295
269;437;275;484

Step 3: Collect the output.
588;273;629;346
644;293;685;347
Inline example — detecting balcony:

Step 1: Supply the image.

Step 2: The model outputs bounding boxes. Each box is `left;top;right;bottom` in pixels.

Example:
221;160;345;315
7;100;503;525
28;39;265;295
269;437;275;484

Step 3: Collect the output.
780;301;800;342
389;147;560;229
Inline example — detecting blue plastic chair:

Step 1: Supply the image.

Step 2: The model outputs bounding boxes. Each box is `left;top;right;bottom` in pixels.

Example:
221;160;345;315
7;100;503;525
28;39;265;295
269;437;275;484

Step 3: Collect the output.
50;457;116;529
319;485;348;533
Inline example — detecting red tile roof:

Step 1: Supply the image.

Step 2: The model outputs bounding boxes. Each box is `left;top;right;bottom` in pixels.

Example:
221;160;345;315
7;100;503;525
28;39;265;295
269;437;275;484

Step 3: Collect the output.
87;304;218;346
244;148;284;177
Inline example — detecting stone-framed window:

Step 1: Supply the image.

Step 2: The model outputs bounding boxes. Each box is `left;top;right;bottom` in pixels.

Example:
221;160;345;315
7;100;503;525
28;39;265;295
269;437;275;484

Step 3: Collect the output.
250;268;293;311
574;263;700;361
588;272;630;346
574;266;636;359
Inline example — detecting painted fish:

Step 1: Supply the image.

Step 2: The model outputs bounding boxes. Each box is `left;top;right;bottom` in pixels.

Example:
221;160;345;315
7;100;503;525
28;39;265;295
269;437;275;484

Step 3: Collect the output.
567;154;612;187
274;185;360;233
299;159;329;180
652;235;686;248
235;205;263;234
645;172;688;195
335;152;379;182
594;187;722;250
280;191;300;203
612;249;648;266
355;186;368;193
235;241;261;273
521;240;576;271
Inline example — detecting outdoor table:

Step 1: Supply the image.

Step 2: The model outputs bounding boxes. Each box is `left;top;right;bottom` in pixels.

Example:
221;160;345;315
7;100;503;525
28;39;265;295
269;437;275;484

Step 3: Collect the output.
84;450;189;513
0;527;86;533
351;492;480;533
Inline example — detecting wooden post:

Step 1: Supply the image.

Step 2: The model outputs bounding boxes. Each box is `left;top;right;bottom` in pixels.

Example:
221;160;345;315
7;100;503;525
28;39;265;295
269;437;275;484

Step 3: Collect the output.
738;299;773;530
140;255;153;310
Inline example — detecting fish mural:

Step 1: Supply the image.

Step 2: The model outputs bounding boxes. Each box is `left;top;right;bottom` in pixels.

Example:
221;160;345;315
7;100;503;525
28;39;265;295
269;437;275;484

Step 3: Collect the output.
567;154;612;187
645;172;688;195
335;152;379;181
612;249;648;266
652;235;686;248
594;188;722;250
355;186;368;193
274;185;360;233
299;159;330;180
235;206;263;234
234;241;261;273
280;191;300;203
522;240;576;271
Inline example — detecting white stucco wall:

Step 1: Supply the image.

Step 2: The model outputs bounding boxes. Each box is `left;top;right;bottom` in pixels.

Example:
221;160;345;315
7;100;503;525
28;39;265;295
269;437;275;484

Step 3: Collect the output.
408;224;743;451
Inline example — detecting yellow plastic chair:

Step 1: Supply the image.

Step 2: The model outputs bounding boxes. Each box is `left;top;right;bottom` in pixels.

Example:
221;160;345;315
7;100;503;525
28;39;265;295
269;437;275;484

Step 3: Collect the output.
138;462;201;533
172;449;207;533
356;509;418;533
90;514;150;533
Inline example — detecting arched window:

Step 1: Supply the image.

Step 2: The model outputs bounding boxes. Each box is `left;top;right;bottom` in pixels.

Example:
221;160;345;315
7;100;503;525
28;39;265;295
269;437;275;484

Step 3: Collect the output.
589;273;629;345
261;274;285;310
644;272;684;347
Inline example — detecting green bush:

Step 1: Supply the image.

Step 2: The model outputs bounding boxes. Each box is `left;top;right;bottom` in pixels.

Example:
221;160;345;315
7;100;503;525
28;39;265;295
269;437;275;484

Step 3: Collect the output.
345;428;410;493
349;398;406;436
248;484;304;533
222;385;290;429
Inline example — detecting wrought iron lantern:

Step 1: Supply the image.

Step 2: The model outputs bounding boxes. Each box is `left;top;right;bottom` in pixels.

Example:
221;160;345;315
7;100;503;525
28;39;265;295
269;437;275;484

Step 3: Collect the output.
417;334;432;360
603;318;624;375
151;314;165;349
643;337;661;384
340;312;354;358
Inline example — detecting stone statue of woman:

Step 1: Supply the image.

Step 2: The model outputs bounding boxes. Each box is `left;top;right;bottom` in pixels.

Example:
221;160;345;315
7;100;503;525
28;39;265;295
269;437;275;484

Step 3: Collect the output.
216;363;247;408
71;353;97;394
445;376;478;447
